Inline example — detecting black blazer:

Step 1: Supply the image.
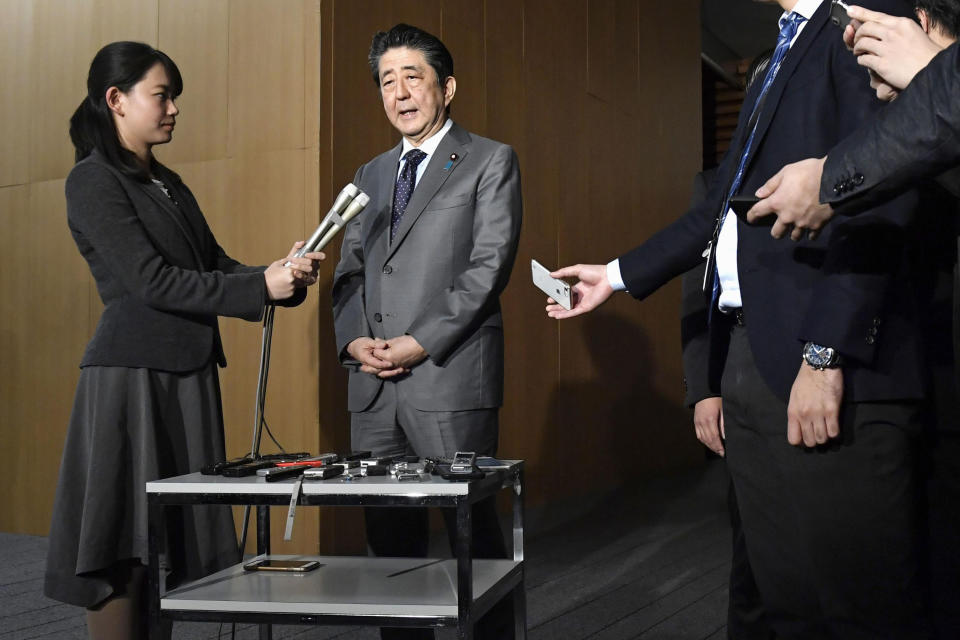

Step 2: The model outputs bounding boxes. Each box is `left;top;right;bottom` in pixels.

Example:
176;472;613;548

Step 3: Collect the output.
619;0;928;402
66;150;303;372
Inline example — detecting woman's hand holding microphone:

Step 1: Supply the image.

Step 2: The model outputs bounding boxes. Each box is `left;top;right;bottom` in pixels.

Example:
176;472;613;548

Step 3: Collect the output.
264;241;325;301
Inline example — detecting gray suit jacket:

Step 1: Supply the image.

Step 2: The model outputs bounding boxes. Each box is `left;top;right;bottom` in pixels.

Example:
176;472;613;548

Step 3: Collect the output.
332;123;522;412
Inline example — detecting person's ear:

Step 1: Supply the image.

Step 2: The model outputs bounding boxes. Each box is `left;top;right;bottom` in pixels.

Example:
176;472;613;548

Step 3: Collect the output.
917;8;932;34
105;86;125;116
442;76;456;107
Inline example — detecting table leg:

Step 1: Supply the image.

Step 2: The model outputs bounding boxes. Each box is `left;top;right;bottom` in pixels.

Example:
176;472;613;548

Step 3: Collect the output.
456;498;474;640
147;495;162;640
256;505;272;640
513;469;527;637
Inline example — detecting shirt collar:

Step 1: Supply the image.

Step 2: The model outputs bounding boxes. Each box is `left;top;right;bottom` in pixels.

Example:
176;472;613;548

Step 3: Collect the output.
783;0;823;23
401;118;453;159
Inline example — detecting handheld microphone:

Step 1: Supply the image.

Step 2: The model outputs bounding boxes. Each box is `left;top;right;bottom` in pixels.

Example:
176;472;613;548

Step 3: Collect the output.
314;192;370;251
285;185;369;265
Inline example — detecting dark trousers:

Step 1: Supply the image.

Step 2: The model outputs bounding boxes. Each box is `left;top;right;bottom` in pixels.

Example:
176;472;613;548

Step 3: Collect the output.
920;368;960;639
722;325;928;639
352;382;513;640
726;478;775;640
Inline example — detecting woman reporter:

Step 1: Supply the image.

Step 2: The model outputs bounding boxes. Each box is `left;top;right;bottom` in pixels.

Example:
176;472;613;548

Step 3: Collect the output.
42;41;323;639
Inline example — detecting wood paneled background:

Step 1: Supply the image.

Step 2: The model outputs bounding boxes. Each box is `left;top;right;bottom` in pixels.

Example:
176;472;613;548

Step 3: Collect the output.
0;0;702;555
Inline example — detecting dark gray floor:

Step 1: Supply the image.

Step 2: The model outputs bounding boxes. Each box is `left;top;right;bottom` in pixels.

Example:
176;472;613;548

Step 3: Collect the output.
0;460;731;640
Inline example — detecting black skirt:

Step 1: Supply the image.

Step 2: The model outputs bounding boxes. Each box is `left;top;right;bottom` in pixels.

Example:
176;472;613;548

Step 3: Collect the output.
43;363;240;607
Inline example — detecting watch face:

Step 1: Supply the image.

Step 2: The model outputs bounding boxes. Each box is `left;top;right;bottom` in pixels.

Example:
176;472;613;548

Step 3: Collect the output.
805;343;836;368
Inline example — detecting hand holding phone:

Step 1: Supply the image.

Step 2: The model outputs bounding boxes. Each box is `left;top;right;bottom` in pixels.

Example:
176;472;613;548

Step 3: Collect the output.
830;0;852;30
532;259;572;309
729;195;774;226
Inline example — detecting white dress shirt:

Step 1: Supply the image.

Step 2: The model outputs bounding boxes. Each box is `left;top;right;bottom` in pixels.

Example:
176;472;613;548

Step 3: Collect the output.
397;118;453;188
608;0;823;309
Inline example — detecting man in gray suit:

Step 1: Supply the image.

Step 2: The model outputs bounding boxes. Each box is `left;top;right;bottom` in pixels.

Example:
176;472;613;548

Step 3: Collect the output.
331;23;522;640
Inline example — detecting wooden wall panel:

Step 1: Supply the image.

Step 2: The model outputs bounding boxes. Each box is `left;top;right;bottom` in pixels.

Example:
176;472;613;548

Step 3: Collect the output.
28;0;159;183
0;180;89;533
4;0;323;553
158;0;229;165
440;1;485;134
228;0;306;155
0;1;32;187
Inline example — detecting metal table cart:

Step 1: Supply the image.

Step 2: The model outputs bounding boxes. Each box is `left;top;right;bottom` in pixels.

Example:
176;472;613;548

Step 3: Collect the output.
145;461;526;639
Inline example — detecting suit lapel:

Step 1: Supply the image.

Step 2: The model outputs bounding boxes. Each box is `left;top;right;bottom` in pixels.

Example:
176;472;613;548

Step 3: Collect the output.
364;143;402;258
741;3;828;176
384;124;470;264
137;177;205;269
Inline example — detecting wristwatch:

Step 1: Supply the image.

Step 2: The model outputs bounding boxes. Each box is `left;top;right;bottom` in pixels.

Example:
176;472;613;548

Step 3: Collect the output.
802;342;841;370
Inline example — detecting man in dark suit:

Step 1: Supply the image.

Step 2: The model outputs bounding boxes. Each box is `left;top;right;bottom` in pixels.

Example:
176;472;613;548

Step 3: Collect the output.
331;23;522;640
745;5;960;635
548;1;931;636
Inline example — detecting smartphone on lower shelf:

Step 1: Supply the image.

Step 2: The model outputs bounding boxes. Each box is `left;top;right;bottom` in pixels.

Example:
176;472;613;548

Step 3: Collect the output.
242;558;321;572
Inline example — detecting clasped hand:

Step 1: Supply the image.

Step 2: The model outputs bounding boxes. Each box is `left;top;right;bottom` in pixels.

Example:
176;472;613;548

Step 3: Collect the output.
264;241;325;301
347;335;427;378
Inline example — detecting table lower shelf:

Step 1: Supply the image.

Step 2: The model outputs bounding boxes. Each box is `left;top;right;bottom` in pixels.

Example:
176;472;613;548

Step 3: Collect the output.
161;555;521;618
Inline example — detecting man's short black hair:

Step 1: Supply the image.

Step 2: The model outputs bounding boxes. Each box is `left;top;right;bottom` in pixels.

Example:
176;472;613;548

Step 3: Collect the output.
916;0;960;39
368;23;454;88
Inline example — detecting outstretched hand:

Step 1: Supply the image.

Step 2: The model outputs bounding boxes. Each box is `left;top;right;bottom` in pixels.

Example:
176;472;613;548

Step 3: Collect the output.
545;264;615;319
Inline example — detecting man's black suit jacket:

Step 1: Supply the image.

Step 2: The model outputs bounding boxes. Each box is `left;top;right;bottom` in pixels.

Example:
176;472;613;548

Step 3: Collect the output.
619;0;926;402
66;150;304;372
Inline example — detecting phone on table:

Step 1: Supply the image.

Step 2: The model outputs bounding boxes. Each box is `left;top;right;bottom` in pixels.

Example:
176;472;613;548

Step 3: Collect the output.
243;558;320;572
531;259;572;310
830;0;852;30
449;451;477;473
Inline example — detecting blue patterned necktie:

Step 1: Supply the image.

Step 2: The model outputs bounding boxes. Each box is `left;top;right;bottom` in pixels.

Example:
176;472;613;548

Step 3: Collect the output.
710;11;807;311
391;149;428;241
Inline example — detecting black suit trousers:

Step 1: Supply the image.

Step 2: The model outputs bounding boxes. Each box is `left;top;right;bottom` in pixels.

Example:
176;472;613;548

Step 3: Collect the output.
721;325;929;640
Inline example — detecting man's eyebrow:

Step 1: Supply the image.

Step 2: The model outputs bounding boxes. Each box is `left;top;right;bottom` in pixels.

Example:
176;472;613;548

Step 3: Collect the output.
380;64;423;79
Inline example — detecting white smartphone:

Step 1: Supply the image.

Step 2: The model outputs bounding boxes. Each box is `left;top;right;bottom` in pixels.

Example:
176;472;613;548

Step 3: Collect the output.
242;558;321;572
531;259;572;310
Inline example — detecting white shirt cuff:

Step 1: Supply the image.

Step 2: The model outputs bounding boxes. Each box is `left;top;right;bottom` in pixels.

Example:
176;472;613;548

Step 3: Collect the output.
606;259;627;292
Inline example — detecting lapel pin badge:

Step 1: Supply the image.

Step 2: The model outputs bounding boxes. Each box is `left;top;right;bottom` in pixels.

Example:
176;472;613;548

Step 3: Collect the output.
443;153;458;171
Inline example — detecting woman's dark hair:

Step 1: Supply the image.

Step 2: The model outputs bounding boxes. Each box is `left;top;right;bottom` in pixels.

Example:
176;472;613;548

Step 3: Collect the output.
70;41;182;180
368;24;454;89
